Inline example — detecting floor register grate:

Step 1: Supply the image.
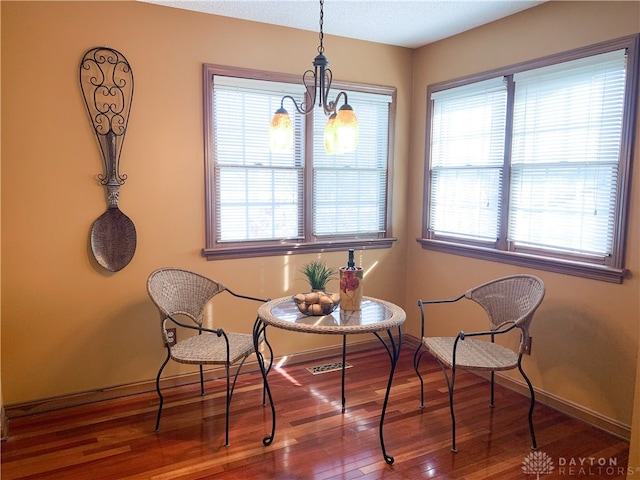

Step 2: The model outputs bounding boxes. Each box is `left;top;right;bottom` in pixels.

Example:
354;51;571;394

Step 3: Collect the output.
305;361;352;375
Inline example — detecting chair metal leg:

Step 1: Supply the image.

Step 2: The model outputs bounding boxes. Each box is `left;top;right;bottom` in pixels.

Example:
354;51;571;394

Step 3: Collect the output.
223;354;252;447
434;359;457;453
225;363;230;447
518;360;538;450
199;365;205;396
448;366;458;453
154;351;171;431
490;371;495;408
413;342;426;409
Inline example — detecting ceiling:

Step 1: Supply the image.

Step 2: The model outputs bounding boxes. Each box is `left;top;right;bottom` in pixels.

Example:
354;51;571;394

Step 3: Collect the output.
139;0;546;49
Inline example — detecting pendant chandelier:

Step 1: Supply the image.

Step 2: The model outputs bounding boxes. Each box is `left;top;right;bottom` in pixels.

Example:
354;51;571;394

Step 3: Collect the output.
269;0;358;154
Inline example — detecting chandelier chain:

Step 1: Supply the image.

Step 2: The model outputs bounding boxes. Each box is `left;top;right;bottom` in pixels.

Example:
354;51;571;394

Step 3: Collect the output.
269;0;358;154
318;0;324;54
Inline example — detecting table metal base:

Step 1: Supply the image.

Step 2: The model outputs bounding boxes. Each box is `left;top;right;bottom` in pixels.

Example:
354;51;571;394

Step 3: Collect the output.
253;317;402;465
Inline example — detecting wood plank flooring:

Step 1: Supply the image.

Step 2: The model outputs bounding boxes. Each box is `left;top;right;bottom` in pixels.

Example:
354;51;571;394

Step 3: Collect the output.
1;344;630;479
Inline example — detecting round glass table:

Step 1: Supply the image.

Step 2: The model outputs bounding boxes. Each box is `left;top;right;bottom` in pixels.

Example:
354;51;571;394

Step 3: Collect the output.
253;296;406;465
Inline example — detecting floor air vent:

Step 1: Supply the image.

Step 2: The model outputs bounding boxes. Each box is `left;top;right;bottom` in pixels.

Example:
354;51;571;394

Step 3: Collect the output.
305;361;352;375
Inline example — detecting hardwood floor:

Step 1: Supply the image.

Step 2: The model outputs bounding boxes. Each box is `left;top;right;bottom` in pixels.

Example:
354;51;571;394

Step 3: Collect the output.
2;344;630;479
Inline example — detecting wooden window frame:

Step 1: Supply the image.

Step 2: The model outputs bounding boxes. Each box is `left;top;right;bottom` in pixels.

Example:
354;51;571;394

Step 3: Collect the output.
418;35;639;283
202;64;397;260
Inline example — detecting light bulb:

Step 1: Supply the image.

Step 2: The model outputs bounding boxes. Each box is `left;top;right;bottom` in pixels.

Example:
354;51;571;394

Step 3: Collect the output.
334;104;358;153
324;113;338;154
269;107;293;153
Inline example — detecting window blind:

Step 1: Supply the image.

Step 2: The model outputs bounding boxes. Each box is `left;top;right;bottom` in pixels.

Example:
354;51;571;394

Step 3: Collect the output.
312;90;392;236
213;76;305;242
509;49;626;257
429;77;507;241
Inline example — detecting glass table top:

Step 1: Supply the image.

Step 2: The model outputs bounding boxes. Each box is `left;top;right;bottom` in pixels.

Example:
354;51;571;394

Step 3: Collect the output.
257;296;406;334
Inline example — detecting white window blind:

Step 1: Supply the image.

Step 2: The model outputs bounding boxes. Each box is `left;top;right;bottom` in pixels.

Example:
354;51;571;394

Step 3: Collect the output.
429;77;507;241
312;91;392;236
212;75;393;244
213;76;305;243
509;50;626;257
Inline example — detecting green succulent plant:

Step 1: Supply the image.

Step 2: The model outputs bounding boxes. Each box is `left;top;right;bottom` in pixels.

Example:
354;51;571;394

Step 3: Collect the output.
301;260;337;292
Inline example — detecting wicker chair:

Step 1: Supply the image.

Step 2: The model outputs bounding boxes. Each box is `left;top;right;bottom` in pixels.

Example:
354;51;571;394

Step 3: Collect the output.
147;267;270;446
413;274;545;452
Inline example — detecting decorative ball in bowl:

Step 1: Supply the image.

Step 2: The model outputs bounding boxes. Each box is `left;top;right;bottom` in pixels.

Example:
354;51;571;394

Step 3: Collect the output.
293;291;341;316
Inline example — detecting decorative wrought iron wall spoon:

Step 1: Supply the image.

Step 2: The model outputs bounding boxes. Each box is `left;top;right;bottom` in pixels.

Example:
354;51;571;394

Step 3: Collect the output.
80;47;136;272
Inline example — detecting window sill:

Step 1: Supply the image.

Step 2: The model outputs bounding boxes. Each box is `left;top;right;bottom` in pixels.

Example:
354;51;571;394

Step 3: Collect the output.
203;238;397;261
417;238;628;284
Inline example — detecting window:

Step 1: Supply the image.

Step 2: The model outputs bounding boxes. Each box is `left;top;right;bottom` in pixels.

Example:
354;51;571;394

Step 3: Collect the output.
420;35;639;283
202;65;396;260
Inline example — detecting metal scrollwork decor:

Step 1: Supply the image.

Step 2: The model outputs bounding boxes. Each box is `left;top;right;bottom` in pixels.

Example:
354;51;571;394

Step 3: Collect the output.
80;47;137;272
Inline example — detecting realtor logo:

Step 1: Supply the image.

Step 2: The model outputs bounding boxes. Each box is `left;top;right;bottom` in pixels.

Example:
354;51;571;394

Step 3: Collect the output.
522;451;555;479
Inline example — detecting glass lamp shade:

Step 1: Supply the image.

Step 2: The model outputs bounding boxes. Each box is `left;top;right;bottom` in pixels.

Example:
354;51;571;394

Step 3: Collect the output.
333;104;358;153
323;113;338;153
269;107;293;153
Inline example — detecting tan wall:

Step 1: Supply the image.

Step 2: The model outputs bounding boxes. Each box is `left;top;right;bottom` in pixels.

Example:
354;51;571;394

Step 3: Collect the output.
0;0;412;405
1;0;639;452
0;0;3;432
406;0;640;434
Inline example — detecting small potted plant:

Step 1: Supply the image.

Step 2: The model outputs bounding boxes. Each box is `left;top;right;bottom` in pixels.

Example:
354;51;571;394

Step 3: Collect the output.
293;260;340;315
301;260;337;292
